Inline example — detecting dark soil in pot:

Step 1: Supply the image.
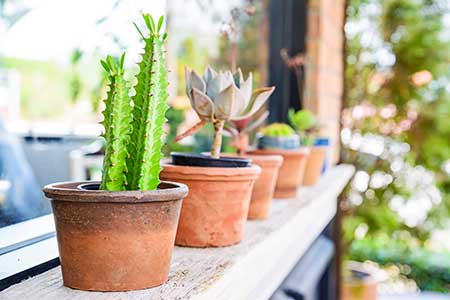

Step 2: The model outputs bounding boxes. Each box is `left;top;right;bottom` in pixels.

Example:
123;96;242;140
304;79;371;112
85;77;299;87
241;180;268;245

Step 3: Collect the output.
171;152;250;168
43;181;188;292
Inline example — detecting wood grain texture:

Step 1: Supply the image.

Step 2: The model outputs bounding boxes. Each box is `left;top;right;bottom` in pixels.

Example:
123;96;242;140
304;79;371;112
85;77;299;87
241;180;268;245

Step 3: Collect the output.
1;164;354;300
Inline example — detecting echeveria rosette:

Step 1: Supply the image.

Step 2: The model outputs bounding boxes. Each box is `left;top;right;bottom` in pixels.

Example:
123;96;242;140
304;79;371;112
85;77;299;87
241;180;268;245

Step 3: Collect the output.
184;66;275;158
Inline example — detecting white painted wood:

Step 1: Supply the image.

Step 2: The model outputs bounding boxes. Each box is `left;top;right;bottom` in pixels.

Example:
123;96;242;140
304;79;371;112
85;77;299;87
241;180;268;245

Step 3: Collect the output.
0;164;354;300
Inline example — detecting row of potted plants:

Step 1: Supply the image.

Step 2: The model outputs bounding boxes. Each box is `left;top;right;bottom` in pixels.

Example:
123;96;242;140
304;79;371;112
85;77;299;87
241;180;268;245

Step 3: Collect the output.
43;14;329;292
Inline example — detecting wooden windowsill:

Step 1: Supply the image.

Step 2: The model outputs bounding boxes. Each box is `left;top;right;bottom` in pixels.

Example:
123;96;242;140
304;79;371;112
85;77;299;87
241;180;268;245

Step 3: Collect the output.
0;164;354;300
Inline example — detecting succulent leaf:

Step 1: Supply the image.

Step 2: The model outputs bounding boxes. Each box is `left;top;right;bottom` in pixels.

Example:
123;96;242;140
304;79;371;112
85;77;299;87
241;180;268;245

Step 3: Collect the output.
236;86;275;120
191;87;215;120
288;109;317;132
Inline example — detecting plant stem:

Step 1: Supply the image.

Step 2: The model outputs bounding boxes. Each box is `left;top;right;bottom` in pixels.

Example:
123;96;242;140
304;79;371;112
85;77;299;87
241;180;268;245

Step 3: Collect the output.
174;120;205;142
211;119;225;159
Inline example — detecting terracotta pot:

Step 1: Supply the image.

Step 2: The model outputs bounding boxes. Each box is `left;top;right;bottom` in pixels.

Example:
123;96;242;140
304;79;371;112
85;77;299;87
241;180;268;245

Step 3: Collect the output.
303;146;327;186
43;181;188;292
245;155;283;219
342;262;381;300
160;164;261;247
248;148;310;198
342;280;377;300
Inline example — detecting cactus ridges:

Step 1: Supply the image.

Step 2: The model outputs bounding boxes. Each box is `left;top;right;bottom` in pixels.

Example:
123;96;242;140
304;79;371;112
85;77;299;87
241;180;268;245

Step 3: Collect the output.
126;14;169;191
99;54;132;191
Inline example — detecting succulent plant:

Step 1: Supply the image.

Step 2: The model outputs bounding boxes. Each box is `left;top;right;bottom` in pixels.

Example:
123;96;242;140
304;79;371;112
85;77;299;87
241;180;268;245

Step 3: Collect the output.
288;109;316;132
288;109;318;146
258;123;299;150
100;14;169;191
261;123;296;137
180;66;275;158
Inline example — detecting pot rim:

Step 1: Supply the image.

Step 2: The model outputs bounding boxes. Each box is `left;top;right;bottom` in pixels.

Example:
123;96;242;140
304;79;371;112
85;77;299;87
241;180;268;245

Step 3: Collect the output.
161;163;261;179
248;147;310;156
231;153;283;167
43;180;188;203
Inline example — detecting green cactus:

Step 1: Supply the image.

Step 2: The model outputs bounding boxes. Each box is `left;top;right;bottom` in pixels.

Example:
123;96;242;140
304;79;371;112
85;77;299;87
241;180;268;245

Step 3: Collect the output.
99;54;132;191
99;14;169;191
126;14;168;191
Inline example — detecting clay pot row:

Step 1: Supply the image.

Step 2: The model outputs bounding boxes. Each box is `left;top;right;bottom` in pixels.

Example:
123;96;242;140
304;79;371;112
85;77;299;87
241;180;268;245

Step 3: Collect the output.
43;146;326;292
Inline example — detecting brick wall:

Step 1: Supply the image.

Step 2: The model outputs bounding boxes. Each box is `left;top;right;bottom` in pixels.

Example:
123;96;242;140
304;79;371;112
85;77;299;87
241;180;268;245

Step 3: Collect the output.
304;0;346;163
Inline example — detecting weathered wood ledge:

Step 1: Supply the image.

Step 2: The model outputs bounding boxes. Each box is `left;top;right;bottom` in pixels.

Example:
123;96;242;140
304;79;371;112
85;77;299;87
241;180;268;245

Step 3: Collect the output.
1;164;355;300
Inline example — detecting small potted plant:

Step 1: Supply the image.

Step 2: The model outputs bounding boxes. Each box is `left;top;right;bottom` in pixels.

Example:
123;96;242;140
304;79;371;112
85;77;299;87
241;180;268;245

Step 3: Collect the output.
226;110;283;219
342;261;384;300
249;123;310;198
161;66;275;247
43;15;188;292
288;109;328;186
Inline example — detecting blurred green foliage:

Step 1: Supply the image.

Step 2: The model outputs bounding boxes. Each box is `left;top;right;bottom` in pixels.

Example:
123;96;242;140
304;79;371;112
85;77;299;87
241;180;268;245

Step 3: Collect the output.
344;0;450;292
349;236;450;292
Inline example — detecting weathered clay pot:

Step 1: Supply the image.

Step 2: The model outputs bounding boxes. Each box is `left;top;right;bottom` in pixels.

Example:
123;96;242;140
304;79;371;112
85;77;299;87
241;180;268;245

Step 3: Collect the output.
342;262;382;300
248;148;310;198
303;146;327;186
245;155;283;219
43;181;188;292
160;164;261;247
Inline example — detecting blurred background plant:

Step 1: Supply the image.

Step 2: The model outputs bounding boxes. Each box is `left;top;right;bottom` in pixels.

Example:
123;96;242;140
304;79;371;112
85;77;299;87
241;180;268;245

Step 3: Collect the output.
342;0;450;292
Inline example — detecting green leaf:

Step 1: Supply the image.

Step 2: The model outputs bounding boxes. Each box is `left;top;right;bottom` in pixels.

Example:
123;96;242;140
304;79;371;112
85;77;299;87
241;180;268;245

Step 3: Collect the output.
100;60;110;72
157;16;164;33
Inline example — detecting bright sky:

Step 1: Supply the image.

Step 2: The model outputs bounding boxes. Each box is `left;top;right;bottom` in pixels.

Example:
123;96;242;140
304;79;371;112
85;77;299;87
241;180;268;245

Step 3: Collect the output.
0;0;166;63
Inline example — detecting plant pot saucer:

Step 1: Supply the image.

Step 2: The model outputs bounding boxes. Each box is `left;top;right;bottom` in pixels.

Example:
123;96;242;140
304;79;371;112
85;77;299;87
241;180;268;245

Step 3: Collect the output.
170;152;250;168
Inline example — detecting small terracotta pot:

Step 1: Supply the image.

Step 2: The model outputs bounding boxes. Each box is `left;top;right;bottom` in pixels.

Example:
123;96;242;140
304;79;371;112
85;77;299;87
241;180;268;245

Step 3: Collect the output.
342;262;381;300
302;146;327;186
160;164;261;247
43;181;188;292
245;155;283;219
248;148;310;198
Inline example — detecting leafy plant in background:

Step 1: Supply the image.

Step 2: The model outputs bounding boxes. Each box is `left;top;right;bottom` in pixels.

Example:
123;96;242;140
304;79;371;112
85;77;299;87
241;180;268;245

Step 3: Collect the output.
343;0;450;292
69;48;83;105
348;236;450;292
100;14;168;191
176;66;274;158
163;107;194;156
288;109;317;146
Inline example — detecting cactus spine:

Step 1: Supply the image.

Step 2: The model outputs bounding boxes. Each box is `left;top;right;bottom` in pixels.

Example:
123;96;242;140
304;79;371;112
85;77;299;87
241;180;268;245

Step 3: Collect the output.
100;14;168;191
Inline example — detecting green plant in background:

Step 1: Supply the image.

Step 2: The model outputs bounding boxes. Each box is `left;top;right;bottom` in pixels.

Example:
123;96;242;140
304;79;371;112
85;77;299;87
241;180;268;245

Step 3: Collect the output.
288;109;317;146
69;48;83;105
163;107;194;156
261;123;296;137
178;66;274;158
100;14;169;191
343;0;450;292
348;235;450;292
